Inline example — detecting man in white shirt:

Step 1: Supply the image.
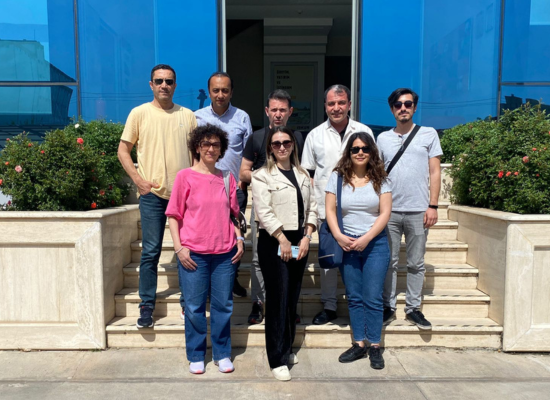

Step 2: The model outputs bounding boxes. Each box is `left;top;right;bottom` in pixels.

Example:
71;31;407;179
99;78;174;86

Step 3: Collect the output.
301;85;374;325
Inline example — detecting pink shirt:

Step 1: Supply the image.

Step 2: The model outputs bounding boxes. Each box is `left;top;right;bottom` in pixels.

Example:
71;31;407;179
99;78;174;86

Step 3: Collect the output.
165;168;239;254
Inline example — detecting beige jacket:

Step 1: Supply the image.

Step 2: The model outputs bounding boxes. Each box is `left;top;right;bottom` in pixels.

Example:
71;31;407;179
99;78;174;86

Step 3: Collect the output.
251;166;318;235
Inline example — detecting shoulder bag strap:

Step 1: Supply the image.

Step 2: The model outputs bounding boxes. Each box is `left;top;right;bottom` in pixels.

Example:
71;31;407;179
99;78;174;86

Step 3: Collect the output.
336;174;344;233
386;125;421;175
222;170;231;218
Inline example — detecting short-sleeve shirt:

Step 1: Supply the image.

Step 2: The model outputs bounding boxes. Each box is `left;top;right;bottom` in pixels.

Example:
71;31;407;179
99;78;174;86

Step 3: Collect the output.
165;168;239;254
376;125;443;212
301;119;374;220
325;171;391;236
194;104;253;181
242;127;305;171
121;103;197;199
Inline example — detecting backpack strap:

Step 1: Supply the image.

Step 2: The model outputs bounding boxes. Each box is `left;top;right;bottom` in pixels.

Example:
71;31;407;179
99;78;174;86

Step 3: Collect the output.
386;125;421;175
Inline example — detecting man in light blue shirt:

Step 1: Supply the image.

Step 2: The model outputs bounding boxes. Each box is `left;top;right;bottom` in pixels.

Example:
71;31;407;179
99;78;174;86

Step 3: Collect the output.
194;71;253;298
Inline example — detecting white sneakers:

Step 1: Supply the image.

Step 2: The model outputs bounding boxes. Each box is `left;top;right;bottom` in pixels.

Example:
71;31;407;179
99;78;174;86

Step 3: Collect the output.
214;358;235;373
189;361;205;374
272;365;291;381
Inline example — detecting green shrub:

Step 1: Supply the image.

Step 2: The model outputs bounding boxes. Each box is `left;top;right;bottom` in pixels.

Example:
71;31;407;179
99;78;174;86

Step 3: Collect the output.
443;104;550;214
0;119;130;211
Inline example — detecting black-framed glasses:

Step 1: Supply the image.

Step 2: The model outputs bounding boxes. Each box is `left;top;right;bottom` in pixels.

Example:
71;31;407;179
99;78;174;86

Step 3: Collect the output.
200;141;221;150
393;100;414;109
350;146;370;154
271;140;293;149
153;78;175;86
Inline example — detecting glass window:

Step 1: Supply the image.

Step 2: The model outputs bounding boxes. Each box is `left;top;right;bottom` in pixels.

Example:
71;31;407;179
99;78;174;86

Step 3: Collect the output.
0;85;77;144
359;0;500;132
0;0;76;82
500;86;550;113
78;0;219;122
502;0;550;82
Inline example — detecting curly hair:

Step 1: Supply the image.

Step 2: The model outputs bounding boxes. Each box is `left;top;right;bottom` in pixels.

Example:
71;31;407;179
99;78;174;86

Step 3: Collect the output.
188;123;229;161
333;132;387;194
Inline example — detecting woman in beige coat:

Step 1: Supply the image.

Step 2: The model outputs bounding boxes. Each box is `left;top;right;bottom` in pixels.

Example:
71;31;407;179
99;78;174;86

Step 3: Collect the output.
252;126;317;381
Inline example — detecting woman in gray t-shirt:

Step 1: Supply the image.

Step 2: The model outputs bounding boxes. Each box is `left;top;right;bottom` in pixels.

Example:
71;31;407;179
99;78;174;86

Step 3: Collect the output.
325;132;392;370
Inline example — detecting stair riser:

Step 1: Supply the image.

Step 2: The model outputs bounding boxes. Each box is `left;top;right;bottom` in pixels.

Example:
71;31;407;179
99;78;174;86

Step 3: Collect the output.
124;273;478;291
137;225;457;241
131;248;468;265
116;300;488;319
107;330;500;349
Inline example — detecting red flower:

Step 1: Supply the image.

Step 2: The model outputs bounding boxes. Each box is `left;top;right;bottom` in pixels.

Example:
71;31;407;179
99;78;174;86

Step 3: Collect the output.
533;148;537;151
523;156;529;163
506;171;511;177
498;171;504;178
99;190;105;196
0;179;3;185
4;162;9;166
537;174;540;177
77;138;84;145
91;202;97;209
514;171;519;176
40;150;45;154
101;152;105;156
28;143;32;147
6;138;10;142
108;185;113;190
66;171;69;174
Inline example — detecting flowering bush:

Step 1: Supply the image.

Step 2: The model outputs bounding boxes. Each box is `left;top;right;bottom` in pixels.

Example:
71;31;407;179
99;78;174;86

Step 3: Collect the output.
441;104;550;214
0;119;130;211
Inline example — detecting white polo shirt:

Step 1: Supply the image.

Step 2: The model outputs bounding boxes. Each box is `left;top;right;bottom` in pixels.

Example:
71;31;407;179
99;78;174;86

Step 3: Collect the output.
301;119;374;219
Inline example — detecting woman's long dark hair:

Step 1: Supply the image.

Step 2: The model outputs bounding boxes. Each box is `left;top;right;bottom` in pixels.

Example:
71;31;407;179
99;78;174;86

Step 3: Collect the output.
333;132;387;194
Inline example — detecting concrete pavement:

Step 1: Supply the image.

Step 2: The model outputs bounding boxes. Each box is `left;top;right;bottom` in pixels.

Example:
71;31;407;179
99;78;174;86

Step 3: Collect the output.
1;347;550;399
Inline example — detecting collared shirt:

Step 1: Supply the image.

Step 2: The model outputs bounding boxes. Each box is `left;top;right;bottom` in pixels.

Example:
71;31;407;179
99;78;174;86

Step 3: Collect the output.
301;118;374;219
195;104;253;181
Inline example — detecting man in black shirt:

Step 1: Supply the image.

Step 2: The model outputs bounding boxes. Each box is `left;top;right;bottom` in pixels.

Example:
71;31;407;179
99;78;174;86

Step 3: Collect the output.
239;89;304;324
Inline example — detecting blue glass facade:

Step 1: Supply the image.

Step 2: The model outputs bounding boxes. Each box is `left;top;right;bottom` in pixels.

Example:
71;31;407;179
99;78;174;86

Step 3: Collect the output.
1;0;550;140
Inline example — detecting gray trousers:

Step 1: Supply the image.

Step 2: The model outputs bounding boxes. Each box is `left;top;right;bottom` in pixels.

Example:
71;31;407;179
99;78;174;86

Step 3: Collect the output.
250;205;265;303
383;211;428;314
319;219;338;312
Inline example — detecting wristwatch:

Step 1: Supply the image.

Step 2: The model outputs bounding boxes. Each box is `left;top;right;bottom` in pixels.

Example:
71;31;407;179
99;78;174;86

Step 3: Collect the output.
428;205;439;210
305;234;313;241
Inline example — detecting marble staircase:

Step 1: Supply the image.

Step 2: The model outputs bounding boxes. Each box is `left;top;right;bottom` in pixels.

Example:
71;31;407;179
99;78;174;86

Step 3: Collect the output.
106;202;502;349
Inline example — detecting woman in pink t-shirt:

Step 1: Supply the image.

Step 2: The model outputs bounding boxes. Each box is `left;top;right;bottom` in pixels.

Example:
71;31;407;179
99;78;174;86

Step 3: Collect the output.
166;124;244;375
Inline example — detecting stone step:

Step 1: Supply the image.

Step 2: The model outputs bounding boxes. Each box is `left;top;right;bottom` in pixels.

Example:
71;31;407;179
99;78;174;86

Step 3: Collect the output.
130;239;469;265
106;315;502;349
115;288;489;319
138;218;457;241
122;262;478;290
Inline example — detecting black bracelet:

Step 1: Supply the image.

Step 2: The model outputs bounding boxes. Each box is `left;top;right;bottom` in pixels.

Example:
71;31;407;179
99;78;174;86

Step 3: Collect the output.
428;205;439;210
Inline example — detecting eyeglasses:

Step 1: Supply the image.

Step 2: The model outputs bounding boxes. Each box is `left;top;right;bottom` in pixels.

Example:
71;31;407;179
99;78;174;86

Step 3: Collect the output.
200;141;221;150
153;78;175;86
393;100;414;109
350;146;370;154
271;140;293;149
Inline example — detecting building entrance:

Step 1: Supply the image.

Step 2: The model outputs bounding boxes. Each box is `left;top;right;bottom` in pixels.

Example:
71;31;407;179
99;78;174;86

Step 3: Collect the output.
224;0;354;133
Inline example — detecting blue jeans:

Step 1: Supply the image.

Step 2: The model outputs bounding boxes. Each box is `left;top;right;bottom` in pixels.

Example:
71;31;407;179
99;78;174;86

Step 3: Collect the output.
178;247;237;362
339;231;390;344
139;192;169;309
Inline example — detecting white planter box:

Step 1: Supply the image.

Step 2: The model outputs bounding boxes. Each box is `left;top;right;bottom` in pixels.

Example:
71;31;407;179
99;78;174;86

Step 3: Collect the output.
0;205;139;349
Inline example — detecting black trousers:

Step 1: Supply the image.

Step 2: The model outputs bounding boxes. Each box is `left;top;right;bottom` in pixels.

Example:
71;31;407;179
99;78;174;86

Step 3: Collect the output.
258;229;307;369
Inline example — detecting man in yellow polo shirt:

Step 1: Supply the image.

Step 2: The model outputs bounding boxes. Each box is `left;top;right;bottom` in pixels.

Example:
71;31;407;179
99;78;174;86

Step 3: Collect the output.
118;64;197;329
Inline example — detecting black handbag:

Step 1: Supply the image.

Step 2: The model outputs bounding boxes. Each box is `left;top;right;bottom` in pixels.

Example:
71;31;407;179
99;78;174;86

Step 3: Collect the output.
317;174;344;269
222;170;247;234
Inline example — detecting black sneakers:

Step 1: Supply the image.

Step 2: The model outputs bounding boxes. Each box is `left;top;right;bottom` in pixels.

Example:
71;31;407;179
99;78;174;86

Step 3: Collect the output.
248;301;264;324
368;346;385;369
338;343;367;363
233;278;247;298
136;306;154;328
382;307;396;326
312;309;337;325
406;309;432;330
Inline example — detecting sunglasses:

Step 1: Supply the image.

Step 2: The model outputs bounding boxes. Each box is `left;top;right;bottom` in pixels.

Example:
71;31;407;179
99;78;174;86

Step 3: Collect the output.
393;100;414;109
200;141;221;150
153;78;175;86
271;140;293;149
350;146;371;154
